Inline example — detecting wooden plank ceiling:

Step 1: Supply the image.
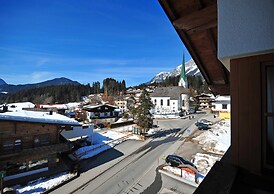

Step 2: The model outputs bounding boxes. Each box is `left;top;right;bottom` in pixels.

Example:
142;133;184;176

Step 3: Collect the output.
159;0;230;95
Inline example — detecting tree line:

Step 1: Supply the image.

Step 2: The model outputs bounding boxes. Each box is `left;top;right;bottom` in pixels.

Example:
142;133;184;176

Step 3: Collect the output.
0;84;91;104
0;78;127;104
102;78;126;96
147;75;210;96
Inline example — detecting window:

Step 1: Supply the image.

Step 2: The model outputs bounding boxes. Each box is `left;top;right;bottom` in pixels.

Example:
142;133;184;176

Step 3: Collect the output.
2;138;22;152
182;100;185;106
161;99;163;106
222;104;227;109
154;99;157;105
34;134;50;147
167;99;170;106
263;64;274;169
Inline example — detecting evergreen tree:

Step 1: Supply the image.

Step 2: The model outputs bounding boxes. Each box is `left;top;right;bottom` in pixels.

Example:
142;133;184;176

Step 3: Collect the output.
135;89;154;132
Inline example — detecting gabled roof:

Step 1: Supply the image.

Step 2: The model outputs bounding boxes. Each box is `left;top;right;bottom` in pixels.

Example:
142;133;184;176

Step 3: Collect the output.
82;104;117;110
159;0;230;95
0;110;80;126
150;86;189;100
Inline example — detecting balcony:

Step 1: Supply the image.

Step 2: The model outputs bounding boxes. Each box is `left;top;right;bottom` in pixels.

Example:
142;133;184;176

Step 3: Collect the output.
0;143;71;164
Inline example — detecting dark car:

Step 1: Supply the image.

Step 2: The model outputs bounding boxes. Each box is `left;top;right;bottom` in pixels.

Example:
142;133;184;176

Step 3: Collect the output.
188;108;196;114
95;123;105;129
165;154;197;169
195;122;210;130
179;110;186;117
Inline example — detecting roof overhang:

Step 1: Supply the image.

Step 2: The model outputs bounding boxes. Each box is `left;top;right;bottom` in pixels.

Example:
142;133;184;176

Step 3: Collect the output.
159;0;230;95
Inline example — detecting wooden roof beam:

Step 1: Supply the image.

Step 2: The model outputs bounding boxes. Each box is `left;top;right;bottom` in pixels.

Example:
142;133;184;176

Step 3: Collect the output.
173;3;217;33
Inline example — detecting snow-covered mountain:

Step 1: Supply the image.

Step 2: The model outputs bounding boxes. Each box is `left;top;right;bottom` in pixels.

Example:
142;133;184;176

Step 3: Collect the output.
149;59;201;84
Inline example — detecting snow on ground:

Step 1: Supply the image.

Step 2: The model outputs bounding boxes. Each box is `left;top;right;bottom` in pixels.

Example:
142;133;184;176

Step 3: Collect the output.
192;153;221;175
163;119;230;185
147;128;156;135
115;118;134;123
163;166;196;182
191;119;230;176
112;124;135;132
70;130;133;160
153;114;180;119
192;119;230;155
10;172;76;194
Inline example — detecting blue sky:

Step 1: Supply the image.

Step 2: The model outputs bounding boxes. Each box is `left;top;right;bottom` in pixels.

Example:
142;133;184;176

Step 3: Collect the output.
0;0;191;86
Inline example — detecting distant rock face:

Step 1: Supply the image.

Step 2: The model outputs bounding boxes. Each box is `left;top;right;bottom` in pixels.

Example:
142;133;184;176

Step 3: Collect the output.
0;78;7;85
149;59;201;84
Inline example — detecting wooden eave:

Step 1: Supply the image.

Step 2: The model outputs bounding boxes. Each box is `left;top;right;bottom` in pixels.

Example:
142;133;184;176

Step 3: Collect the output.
159;0;230;95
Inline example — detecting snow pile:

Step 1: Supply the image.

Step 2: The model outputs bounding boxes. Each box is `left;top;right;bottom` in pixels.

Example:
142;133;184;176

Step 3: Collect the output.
153;114;180;119
192;120;230;154
113;124;135;132
115;118;133;123
163;166;196;182
127;134;143;140
11;172;76;194
70;131;129;160
147;128;156;135
192;153;221;175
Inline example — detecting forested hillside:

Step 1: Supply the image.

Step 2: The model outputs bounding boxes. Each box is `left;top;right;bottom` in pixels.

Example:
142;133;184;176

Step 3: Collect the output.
0;84;91;104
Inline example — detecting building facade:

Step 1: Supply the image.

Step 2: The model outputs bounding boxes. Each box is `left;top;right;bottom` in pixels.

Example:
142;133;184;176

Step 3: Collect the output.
150;86;190;114
0;110;80;179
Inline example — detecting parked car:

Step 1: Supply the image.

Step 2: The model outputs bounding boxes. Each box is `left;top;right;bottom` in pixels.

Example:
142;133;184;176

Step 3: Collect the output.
195;122;210;130
72;138;92;150
165;154;197;169
188;108;196;114
95;123;105;129
179;110;186;117
198;119;213;125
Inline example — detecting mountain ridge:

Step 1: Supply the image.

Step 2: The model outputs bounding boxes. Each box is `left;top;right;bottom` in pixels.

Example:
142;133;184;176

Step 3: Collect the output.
149;59;201;84
0;77;80;94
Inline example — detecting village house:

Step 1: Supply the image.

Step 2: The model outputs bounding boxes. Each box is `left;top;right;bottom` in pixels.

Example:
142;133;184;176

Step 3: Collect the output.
114;96;127;113
0;109;80;180
0;102;35;112
61;124;93;145
211;96;231;118
82;104;120;124
194;93;212;109
150;86;190;115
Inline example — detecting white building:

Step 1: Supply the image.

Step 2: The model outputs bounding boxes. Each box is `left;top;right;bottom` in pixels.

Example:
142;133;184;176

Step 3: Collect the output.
211;96;231;114
114;98;127;113
150;86;190;115
61;124;93;143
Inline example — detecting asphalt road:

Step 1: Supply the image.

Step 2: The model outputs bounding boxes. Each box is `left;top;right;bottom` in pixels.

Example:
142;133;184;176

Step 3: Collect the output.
52;112;207;194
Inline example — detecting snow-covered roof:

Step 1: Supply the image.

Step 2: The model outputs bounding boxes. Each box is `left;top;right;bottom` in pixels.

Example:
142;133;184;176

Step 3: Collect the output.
0;102;35;111
83;104;117;110
214;96;230;102
0;110;80;125
150;86;190;100
40;104;68;110
61;125;93;142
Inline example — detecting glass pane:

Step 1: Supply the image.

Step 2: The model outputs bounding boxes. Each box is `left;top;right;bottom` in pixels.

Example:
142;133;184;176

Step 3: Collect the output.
267;66;274;112
267;117;274;166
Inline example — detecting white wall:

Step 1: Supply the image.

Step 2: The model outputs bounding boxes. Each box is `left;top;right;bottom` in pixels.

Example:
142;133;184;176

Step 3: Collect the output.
212;101;231;112
61;125;93;142
151;97;180;114
181;94;189;111
218;0;274;70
